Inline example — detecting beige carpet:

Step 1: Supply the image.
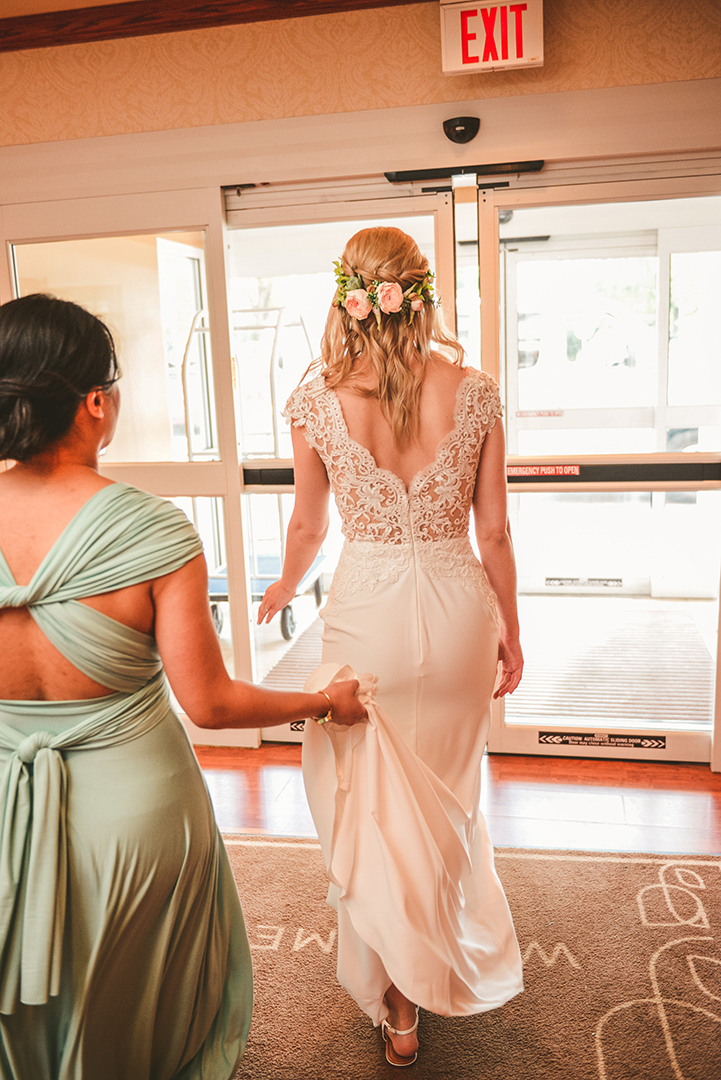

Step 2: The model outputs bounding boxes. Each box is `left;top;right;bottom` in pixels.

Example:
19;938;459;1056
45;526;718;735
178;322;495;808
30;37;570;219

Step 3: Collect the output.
225;838;721;1080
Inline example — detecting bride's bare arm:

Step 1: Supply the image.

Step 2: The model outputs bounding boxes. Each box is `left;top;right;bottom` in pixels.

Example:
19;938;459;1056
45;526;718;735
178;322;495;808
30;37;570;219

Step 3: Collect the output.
153;554;365;728
258;423;331;624
472;419;523;698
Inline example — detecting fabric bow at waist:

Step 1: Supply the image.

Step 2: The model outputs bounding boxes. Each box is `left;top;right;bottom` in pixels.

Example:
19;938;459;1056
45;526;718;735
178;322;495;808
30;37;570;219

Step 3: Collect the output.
15;730;54;763
0;672;170;1015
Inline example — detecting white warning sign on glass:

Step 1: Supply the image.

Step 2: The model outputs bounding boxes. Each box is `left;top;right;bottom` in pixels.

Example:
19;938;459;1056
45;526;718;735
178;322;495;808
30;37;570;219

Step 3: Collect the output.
440;0;544;75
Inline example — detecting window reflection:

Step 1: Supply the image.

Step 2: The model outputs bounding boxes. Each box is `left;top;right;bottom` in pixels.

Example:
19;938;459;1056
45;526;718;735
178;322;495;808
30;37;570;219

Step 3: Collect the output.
13;232;218;463
515;256;658;412
668;250;721;413
502;196;721;456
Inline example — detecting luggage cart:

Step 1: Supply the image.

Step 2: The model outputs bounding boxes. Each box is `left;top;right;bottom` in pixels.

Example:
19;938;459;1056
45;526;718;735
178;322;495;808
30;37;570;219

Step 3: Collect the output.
179;307;217;461
232;305;313;457
208;555;325;640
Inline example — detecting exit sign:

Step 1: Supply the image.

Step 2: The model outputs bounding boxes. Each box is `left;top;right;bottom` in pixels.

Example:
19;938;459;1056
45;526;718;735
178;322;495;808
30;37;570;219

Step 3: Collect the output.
441;0;544;74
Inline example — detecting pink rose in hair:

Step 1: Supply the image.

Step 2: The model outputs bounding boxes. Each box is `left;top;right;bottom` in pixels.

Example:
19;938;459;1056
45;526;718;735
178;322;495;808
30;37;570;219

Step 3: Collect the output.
376;282;404;314
344;289;372;320
410;297;424;312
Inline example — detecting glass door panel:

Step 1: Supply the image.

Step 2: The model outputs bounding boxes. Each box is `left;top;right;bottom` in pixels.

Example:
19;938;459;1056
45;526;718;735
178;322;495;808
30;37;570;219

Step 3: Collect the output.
171;492;235;657
507;490;720;734
246;491;318;680
454;191;482;367
494;191;721;762
502;196;721;456
12;231;218;463
2;188;258;746
156;238;217;461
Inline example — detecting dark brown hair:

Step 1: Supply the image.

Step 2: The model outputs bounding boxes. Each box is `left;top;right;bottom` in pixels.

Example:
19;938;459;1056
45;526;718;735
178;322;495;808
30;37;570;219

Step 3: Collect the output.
0;294;118;461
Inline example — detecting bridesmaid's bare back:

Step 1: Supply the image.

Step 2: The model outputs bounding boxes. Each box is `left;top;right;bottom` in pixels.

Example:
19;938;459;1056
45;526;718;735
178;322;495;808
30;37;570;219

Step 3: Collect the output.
0;469;154;701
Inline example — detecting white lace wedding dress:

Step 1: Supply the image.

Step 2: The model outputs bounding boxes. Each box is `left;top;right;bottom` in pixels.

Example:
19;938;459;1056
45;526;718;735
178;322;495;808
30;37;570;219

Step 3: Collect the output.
286;366;523;1024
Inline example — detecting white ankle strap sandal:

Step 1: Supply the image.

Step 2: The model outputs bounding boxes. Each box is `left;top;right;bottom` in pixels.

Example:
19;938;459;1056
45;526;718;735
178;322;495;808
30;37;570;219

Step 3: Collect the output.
381;1007;419;1067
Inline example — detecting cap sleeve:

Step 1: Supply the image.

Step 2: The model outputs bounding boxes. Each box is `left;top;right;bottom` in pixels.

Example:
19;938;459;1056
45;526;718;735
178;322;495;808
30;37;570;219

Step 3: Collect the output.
284;382;313;426
284;377;329;455
467;368;503;435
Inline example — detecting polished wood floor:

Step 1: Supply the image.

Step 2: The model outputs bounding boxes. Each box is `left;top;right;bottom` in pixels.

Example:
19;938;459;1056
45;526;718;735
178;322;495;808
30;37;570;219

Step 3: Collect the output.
196;744;721;855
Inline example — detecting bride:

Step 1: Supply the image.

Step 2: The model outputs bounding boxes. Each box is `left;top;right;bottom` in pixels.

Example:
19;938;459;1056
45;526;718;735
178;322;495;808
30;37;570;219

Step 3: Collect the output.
259;226;524;1066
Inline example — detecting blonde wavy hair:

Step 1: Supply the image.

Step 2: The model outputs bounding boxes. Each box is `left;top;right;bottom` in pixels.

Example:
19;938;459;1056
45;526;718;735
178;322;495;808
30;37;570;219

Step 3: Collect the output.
311;226;464;445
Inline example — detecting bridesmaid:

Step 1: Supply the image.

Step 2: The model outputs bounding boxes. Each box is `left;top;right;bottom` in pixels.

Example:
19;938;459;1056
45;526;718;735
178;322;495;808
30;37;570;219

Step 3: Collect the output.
0;293;366;1080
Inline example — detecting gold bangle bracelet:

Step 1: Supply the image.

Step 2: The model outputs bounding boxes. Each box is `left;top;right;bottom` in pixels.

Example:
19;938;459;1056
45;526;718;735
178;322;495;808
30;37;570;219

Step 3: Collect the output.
310;690;333;725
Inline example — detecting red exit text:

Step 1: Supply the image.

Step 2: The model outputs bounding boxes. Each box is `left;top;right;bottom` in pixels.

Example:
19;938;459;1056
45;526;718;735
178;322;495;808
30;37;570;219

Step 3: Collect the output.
440;0;543;75
461;4;528;65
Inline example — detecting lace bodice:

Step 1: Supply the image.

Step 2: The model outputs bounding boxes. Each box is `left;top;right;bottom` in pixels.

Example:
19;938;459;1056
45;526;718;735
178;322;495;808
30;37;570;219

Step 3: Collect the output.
287;368;502;616
286;367;502;546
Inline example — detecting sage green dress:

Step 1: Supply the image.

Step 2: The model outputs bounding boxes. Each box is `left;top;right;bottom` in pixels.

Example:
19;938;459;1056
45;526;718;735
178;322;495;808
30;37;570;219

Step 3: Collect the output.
0;482;253;1080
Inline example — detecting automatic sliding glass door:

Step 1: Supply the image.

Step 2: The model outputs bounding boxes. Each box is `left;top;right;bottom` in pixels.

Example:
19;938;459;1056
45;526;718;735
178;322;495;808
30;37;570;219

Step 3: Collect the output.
488;191;721;763
224;193;454;740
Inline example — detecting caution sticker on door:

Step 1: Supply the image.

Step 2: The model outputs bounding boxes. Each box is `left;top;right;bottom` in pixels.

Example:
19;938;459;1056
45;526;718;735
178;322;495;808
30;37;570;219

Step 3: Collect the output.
539;732;666;749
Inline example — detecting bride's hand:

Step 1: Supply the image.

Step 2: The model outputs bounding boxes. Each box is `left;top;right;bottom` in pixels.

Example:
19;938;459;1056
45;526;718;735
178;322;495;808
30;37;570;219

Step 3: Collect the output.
493;632;523;699
322;680;368;726
257;580;296;624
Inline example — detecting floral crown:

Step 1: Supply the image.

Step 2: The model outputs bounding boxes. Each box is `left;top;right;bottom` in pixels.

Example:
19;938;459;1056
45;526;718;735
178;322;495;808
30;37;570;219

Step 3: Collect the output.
332;260;435;327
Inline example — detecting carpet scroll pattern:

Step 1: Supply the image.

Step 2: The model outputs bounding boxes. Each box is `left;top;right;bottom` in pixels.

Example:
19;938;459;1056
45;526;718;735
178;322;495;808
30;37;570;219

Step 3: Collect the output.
225;839;721;1080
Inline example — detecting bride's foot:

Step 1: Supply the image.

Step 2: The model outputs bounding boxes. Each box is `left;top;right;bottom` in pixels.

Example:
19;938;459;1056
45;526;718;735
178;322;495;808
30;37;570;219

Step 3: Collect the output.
382;986;419;1066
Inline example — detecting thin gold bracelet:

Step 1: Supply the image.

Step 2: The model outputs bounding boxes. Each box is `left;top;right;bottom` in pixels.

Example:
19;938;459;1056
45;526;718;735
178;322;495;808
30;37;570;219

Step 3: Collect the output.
310;690;333;725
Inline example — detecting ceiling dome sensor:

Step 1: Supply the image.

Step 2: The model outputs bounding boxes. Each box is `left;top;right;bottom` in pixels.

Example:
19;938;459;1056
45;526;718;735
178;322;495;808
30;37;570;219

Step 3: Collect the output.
443;116;480;143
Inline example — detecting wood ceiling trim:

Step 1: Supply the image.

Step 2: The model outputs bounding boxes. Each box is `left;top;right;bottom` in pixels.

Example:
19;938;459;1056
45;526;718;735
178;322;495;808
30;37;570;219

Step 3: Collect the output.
0;0;435;53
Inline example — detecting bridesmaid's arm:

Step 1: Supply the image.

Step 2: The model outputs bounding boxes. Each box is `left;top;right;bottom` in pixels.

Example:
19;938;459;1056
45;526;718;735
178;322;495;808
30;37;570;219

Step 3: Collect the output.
257;423;331;625
152;553;365;729
472;419;524;698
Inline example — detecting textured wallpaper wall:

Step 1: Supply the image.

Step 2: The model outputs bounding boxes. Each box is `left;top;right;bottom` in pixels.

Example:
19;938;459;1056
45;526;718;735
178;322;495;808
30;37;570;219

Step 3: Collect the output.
1;0;720;147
